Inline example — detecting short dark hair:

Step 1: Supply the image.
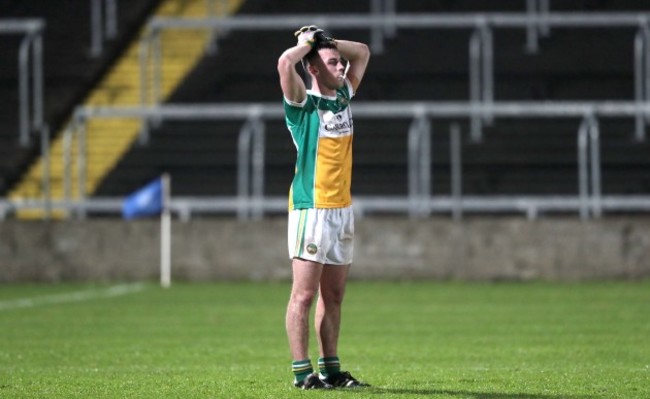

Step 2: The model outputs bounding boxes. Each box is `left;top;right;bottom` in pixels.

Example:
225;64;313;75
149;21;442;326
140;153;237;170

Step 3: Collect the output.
302;40;338;71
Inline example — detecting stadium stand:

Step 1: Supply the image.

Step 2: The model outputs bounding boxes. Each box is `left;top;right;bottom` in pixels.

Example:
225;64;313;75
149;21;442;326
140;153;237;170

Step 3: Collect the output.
2;0;650;217
5;0;246;219
95;0;650;201
0;0;160;196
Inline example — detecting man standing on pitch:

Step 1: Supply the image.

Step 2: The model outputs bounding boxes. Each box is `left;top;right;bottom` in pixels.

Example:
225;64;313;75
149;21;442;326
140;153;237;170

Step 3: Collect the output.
277;26;370;390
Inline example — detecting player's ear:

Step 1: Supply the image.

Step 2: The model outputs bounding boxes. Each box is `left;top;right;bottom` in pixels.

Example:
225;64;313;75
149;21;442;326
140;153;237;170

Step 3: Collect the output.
308;63;318;76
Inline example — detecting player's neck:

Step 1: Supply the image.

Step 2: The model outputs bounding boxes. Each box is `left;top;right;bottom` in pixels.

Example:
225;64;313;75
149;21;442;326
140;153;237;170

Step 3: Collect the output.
311;83;336;98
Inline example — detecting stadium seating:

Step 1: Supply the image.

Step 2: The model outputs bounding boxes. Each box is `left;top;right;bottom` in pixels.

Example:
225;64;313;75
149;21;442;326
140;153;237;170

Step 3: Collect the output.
0;0;160;197
2;0;650;210
96;0;650;199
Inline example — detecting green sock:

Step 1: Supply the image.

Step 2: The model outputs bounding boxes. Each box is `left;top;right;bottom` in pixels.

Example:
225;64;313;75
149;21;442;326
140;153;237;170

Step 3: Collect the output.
318;356;340;377
292;359;313;383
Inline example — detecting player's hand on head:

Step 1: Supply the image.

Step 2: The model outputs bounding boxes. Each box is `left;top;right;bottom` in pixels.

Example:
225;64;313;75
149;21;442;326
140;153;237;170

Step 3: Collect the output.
294;25;322;47
316;31;336;45
294;25;334;47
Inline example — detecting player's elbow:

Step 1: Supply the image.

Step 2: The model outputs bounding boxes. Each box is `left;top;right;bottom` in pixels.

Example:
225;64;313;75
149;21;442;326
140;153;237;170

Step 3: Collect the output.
277;54;295;75
359;43;371;62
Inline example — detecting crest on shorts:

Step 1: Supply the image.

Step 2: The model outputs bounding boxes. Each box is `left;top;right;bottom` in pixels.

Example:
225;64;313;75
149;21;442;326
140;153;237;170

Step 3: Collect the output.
306;243;318;255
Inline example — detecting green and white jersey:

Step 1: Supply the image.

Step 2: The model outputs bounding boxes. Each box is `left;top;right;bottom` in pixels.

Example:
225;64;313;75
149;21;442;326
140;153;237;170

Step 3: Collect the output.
283;79;355;210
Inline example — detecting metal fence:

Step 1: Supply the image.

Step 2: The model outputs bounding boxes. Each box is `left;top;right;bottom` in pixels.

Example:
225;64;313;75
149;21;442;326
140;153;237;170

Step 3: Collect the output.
140;11;650;141
4;100;644;221
0;19;45;146
4;8;650;220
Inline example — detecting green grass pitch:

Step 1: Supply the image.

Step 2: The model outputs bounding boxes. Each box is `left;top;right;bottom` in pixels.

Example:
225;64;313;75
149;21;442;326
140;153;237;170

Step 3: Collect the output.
1;281;649;398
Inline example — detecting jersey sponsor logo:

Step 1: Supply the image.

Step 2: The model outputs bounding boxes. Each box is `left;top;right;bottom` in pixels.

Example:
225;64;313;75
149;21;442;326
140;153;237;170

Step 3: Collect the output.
320;109;353;138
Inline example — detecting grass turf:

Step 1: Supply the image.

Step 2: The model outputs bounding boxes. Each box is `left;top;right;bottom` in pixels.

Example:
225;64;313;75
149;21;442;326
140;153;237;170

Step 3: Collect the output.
0;281;648;398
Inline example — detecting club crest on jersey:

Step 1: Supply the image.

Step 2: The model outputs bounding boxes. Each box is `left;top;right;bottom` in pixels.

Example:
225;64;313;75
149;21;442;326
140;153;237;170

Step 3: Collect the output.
306;243;318;255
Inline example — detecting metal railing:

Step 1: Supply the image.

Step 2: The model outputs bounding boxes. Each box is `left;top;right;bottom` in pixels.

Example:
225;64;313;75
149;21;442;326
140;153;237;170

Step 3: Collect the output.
0;19;45;146
89;0;118;57
6;9;650;220
12;100;643;221
139;12;650;142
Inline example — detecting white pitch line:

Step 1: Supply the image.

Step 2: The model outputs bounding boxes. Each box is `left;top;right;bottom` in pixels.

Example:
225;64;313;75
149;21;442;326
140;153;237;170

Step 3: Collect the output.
0;283;147;311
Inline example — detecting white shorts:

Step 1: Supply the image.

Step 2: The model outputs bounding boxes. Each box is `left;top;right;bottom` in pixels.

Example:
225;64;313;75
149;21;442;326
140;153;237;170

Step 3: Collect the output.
288;207;354;265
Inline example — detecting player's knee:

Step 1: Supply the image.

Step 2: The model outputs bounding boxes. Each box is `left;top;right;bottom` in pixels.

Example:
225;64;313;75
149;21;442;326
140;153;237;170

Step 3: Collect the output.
291;289;318;309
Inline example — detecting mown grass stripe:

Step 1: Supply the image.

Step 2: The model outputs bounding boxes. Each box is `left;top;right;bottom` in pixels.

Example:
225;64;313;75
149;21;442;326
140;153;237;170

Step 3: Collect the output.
0;283;146;311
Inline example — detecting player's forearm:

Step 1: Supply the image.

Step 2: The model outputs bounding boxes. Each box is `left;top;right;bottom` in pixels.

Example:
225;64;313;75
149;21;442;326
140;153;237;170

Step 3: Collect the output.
335;40;370;64
335;39;370;90
278;43;310;103
278;43;311;71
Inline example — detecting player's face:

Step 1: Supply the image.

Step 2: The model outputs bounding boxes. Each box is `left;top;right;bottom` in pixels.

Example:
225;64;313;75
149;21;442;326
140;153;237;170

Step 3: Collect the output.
314;48;346;90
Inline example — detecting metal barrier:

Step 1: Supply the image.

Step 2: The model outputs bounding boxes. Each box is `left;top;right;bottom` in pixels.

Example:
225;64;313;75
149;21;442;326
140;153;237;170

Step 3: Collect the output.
89;0;118;57
139;12;650;141
0;19;45;146
6;9;650;220
24;100;648;221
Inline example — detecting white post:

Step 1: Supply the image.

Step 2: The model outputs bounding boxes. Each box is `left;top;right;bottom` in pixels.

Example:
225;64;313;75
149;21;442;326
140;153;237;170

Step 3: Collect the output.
160;173;172;288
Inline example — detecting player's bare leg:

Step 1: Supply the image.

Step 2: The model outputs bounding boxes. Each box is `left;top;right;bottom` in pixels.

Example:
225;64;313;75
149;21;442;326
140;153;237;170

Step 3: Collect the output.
315;264;368;387
315;264;349;357
286;258;323;361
